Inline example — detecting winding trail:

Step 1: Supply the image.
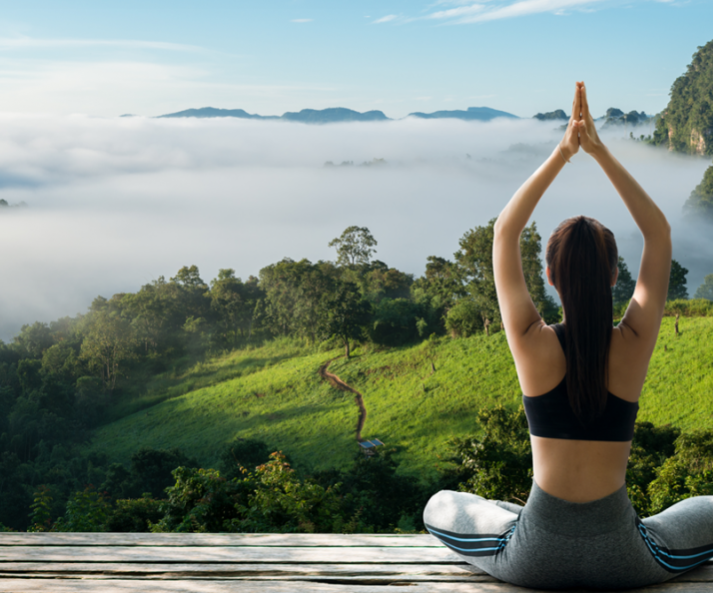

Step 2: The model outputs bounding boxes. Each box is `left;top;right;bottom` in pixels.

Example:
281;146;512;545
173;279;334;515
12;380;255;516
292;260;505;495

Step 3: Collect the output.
318;358;367;442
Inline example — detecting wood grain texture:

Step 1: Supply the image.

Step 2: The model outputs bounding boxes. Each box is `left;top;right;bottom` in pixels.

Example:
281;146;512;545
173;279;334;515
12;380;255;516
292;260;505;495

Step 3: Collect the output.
0;532;709;592
0;533;440;547
0;580;566;592
1;580;713;593
0;545;460;563
0;562;480;576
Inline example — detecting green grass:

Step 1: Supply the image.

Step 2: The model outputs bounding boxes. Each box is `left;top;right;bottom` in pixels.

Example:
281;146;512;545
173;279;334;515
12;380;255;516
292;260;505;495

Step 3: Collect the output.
638;316;713;431
89;316;713;482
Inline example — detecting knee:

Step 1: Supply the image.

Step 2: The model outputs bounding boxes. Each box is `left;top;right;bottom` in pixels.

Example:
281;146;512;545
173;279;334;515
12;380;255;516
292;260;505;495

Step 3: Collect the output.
423;490;458;528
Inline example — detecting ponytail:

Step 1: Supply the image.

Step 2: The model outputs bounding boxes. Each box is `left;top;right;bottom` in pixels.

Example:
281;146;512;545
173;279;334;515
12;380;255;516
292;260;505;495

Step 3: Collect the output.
546;217;618;422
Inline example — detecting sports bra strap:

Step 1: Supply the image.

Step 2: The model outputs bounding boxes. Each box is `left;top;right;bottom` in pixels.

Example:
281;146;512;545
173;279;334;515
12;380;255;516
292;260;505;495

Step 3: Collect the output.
552;323;566;353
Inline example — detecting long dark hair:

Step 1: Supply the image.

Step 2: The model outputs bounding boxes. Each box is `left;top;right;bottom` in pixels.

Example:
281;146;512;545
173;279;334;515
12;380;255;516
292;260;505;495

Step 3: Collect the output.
546;216;618;422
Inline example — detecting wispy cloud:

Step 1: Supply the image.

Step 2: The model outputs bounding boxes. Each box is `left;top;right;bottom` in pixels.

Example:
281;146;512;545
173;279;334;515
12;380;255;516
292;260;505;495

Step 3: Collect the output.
291;19;313;23
424;0;613;23
0;36;203;52
373;14;399;23
427;4;487;19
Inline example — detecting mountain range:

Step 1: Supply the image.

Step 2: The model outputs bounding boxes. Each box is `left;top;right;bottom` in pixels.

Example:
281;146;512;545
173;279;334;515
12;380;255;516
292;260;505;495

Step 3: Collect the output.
156;106;520;123
154;105;652;125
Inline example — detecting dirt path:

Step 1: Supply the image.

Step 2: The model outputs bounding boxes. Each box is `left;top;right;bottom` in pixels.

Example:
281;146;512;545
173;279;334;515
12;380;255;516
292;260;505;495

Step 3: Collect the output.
318;358;367;442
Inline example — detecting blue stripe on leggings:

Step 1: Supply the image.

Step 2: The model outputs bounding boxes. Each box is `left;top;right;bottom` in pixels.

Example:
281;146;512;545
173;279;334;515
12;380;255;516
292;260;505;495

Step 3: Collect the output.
637;522;713;573
425;523;516;557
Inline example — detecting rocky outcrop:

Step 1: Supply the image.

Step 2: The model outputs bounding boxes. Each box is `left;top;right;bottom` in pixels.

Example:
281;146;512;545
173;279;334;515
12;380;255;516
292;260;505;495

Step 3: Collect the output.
652;39;713;156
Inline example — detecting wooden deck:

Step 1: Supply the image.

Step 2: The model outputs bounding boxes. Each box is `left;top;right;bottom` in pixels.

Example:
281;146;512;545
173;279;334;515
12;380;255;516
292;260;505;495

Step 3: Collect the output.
0;533;711;592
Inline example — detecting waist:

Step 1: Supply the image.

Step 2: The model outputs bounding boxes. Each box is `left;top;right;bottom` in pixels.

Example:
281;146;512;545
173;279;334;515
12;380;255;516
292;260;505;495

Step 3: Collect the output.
531;436;631;501
522;480;636;537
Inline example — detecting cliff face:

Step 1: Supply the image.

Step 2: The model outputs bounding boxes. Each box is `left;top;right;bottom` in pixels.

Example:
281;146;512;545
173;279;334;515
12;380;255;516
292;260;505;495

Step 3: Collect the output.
652;40;713;156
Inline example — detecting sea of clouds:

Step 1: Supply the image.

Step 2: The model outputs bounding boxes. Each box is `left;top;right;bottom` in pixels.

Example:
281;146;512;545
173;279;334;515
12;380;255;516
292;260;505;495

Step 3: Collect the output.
0;114;710;341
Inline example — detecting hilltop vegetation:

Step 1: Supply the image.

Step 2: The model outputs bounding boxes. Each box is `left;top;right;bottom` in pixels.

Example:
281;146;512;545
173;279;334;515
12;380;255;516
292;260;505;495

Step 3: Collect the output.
1;216;712;532
684;163;713;221
652;39;713;155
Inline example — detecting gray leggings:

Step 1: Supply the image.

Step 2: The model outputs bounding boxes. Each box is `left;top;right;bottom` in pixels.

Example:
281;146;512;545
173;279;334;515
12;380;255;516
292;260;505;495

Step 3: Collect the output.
423;482;713;590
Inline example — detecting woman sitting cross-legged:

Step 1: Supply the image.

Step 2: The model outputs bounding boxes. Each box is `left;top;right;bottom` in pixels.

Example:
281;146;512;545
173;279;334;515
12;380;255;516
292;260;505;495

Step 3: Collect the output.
423;82;713;590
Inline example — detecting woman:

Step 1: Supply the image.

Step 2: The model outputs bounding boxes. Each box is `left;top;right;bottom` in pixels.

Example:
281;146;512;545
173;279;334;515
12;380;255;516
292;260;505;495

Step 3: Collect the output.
423;82;713;590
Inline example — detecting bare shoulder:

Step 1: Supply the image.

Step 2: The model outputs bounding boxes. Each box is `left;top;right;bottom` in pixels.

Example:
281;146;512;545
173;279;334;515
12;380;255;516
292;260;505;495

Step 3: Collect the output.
609;322;659;402
509;321;567;397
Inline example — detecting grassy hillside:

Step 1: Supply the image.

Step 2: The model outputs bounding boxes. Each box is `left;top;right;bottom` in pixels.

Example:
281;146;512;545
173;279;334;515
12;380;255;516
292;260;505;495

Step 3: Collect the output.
90;316;713;481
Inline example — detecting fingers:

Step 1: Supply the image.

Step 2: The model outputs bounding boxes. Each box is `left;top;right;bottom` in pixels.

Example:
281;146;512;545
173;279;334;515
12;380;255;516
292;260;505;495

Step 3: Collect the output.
571;84;579;121
579;81;590;119
573;83;582;122
571;82;582;122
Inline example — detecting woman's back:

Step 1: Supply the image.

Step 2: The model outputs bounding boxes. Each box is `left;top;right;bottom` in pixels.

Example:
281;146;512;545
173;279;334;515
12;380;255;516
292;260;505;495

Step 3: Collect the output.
515;294;658;502
424;82;713;591
523;322;655;502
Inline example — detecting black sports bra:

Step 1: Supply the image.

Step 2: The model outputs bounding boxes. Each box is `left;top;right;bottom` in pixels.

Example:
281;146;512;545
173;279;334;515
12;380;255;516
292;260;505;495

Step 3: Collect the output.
522;323;638;442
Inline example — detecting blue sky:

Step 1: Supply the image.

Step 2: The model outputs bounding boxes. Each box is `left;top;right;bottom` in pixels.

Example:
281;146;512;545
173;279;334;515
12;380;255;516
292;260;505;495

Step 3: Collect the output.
0;1;711;117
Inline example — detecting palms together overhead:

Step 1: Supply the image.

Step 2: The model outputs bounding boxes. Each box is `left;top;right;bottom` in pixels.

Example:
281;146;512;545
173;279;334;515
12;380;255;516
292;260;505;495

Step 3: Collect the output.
560;81;603;160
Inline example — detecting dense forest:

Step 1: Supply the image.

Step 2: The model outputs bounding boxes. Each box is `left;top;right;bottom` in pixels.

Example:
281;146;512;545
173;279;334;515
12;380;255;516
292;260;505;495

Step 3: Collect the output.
1;217;711;533
652;39;713;156
684;162;713;221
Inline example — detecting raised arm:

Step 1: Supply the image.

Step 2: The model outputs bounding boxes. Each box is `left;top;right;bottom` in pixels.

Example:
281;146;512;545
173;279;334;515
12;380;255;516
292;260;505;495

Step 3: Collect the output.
493;84;580;345
575;83;672;343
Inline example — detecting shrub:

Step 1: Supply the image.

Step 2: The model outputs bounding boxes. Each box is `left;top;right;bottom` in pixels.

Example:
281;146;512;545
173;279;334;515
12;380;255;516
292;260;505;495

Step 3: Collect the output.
664;299;713;317
105;494;164;532
151;467;249;533
445;299;483;338
54;486;112;532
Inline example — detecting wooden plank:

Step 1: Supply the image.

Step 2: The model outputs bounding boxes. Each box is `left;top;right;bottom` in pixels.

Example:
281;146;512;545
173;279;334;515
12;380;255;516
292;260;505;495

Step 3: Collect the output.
0;563;709;582
0;545;461;563
0;562;480;576
0;579;712;592
0;580;562;592
0;533;441;547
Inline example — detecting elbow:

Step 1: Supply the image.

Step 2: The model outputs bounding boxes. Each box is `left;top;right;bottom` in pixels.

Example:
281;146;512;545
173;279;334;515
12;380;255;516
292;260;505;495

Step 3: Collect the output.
492;216;515;243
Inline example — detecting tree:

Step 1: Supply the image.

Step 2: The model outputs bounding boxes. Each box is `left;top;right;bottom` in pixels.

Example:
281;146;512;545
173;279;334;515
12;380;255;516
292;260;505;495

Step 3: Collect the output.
694;273;713;301
441;406;532;504
209;270;263;347
650;40;713;156
455;219;555;330
519;222;559;323
684;165;713;221
12;322;54;358
455;220;500;328
121;278;182;353
369;298;422;346
411;256;464;312
329;226;377;267
668;259;689;301
325;281;372;358
170;266;211;329
259;259;338;340
80;306;137;392
612;256;636;306
445;299;483;338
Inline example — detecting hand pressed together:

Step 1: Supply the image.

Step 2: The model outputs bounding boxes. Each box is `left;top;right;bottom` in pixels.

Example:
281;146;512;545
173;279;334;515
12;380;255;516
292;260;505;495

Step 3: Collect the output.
560;81;604;160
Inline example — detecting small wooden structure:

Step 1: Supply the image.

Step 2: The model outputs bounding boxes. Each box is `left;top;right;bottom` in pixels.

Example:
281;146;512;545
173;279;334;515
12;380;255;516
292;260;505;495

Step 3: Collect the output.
357;438;384;457
0;532;711;592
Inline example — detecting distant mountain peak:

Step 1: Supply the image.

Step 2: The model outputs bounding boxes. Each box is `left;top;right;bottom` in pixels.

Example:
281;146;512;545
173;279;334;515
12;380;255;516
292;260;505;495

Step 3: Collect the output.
533;109;568;121
407;106;518;121
156;106;388;123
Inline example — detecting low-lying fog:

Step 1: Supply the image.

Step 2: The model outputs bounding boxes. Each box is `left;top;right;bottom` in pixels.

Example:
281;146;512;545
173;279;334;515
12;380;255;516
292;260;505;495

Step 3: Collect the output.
0;114;710;341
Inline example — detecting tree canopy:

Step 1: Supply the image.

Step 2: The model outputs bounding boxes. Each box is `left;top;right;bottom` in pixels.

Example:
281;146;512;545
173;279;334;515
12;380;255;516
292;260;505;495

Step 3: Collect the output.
668;259;689;301
613;256;636;306
683;164;713;222
694;274;713;301
329;226;377;267
651;39;713;155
